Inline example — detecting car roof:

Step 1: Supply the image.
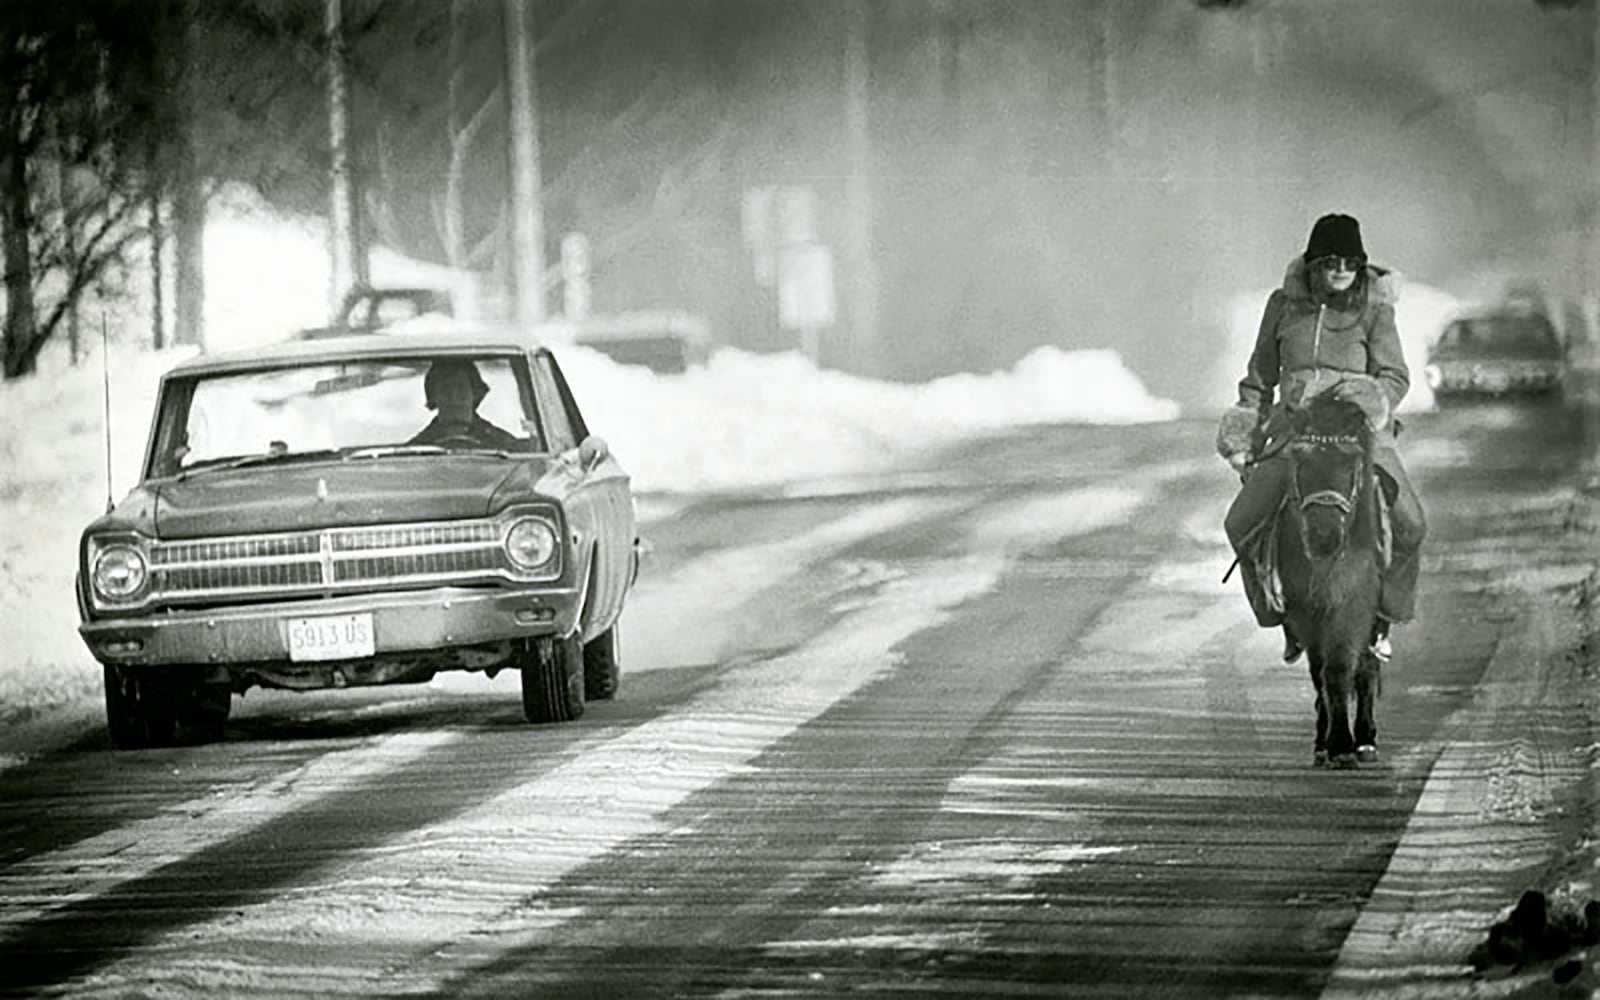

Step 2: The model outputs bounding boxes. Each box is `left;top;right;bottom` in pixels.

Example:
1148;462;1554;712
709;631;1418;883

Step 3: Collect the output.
164;326;547;378
1443;305;1554;325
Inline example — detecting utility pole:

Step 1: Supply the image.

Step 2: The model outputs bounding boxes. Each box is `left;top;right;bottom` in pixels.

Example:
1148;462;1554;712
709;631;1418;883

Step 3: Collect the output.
503;0;547;324
1590;3;1600;310
171;0;204;347
1585;1;1600;485
325;0;366;322
842;1;877;374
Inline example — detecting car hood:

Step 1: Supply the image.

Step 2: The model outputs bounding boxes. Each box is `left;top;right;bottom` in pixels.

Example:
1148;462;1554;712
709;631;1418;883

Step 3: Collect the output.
146;457;557;538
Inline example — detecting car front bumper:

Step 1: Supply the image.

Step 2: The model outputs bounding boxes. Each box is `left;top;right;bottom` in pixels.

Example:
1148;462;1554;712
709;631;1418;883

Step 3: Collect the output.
79;585;581;669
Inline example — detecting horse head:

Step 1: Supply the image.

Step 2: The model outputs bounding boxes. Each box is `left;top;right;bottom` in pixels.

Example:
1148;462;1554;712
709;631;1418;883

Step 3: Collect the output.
1287;394;1374;560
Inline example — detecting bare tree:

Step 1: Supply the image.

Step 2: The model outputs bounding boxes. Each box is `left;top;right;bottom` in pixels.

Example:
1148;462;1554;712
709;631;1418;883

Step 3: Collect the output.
1;3;158;378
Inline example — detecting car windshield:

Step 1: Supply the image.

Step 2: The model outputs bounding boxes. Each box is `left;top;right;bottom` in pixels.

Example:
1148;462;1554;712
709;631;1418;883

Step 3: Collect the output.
1432;316;1561;361
147;353;545;478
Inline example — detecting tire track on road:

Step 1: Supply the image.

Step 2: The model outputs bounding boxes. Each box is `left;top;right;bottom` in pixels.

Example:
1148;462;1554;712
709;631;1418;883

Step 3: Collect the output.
53;475;1179;998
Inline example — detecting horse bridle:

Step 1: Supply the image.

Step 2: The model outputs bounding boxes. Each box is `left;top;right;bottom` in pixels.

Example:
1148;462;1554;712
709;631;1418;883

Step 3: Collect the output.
1289;433;1366;516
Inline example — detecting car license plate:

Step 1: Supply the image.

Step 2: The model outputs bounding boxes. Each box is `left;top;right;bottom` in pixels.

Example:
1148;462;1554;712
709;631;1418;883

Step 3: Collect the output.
286;613;374;661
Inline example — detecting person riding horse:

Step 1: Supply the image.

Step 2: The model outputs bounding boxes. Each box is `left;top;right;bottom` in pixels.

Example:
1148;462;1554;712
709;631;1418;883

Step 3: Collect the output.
1218;213;1427;663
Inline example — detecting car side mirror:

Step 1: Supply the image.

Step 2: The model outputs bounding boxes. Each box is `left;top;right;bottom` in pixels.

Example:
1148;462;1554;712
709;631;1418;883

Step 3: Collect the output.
577;435;609;473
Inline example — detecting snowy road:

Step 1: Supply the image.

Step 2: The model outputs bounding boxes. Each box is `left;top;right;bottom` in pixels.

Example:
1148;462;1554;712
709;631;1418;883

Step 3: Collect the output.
2;405;1595;997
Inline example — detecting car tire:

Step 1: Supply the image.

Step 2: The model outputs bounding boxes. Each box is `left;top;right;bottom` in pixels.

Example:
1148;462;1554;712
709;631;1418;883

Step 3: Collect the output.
520;634;585;724
104;664;183;750
583;626;621;701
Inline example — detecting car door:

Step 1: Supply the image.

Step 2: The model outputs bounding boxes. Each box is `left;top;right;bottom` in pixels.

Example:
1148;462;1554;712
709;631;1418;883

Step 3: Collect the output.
531;350;635;639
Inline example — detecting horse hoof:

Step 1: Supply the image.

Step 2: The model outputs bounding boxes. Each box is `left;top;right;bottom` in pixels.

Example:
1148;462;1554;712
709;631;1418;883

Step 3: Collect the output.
1329;753;1359;769
1313;749;1329;767
1356;744;1379;764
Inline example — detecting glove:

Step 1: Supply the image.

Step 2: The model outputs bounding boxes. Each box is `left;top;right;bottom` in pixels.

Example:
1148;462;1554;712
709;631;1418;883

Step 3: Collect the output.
1225;450;1251;481
1215;404;1258;464
1331;376;1391;431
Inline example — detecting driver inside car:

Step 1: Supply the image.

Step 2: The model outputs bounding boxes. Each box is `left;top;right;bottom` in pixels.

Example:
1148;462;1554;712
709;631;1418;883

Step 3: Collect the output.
409;358;523;450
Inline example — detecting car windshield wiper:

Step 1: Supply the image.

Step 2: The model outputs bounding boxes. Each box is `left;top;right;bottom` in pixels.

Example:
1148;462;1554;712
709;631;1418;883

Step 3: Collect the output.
350;443;520;459
342;444;449;460
177;449;339;481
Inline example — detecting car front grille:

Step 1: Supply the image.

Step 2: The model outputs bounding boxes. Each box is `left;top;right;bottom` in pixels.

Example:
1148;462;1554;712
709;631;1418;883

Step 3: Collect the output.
144;517;551;606
1437;361;1560;392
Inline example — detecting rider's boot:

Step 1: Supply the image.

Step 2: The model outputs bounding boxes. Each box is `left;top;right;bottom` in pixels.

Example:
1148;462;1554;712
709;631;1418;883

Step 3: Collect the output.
1282;622;1303;664
1371;619;1393;662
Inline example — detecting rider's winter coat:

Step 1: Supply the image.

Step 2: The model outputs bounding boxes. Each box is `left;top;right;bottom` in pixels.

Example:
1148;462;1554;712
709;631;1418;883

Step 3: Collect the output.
1235;256;1408;439
1220;255;1426;626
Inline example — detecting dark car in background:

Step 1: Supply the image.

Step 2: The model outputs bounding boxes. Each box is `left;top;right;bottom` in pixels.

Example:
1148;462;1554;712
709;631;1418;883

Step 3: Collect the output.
566;310;712;374
296;285;455;340
1423;308;1566;404
77;330;640;748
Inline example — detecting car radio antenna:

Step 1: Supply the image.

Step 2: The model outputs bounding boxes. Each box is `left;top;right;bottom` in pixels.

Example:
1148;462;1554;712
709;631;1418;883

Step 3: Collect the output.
100;313;115;513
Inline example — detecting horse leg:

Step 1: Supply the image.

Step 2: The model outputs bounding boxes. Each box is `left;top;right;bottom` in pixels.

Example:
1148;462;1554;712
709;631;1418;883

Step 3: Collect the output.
1354;647;1381;763
1308;654;1328;767
1321;650;1358;768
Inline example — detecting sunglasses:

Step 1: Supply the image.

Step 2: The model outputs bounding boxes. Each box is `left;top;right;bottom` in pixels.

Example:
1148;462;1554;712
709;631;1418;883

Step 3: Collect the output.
1312;255;1364;273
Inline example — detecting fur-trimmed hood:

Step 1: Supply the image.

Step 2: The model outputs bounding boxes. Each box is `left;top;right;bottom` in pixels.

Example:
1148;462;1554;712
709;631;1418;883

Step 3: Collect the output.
1281;256;1400;307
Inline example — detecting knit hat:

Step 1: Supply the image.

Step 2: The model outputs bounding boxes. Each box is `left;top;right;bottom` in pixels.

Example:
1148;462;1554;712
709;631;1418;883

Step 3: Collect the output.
1304;213;1366;263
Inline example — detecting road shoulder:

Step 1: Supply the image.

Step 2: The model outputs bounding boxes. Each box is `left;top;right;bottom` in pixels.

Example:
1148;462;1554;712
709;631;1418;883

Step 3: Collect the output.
1325;493;1600;998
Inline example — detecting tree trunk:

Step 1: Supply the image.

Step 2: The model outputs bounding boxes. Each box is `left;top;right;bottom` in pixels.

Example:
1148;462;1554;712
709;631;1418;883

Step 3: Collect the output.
1;87;38;379
59;159;82;365
444;0;470;272
149;184;166;350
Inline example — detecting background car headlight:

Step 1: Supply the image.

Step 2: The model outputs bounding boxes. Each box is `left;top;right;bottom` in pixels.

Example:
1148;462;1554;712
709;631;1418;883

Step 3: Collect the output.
1423;364;1442;390
505;518;558;570
92;545;148;600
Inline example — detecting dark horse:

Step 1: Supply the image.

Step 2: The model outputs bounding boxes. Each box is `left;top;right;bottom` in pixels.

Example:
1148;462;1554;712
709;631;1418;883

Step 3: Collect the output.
1277;394;1386;769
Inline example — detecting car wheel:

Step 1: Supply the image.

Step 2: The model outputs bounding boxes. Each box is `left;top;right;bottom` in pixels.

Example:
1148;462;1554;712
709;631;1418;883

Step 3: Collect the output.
103;664;183;750
583;626;621;701
520;634;585;724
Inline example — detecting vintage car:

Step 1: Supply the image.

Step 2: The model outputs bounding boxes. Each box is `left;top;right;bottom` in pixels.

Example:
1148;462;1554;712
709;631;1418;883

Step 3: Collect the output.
77;329;640;749
1423;308;1565;403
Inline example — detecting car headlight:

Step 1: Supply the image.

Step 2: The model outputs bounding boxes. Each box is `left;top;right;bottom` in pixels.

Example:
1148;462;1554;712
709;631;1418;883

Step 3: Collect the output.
91;544;148;601
504;517;558;570
1423;364;1442;390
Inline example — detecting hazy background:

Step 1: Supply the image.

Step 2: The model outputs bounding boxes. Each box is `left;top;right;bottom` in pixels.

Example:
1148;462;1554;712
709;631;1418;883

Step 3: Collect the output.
300;0;1590;411
6;1;1587;409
